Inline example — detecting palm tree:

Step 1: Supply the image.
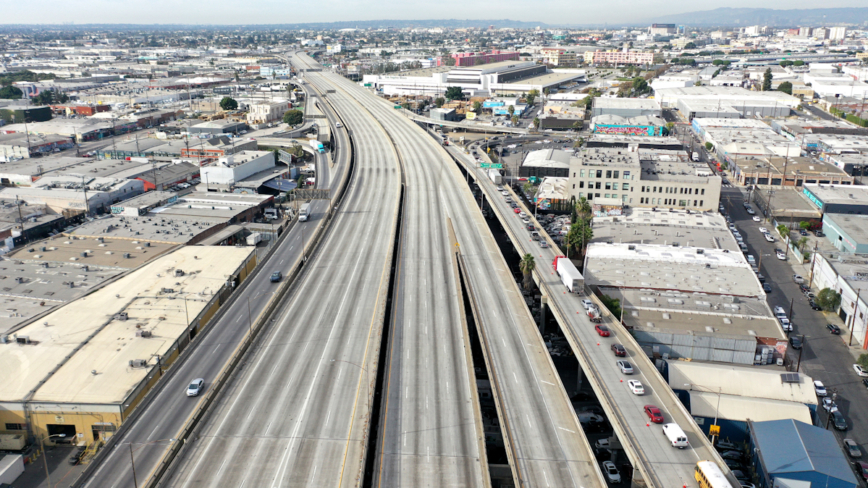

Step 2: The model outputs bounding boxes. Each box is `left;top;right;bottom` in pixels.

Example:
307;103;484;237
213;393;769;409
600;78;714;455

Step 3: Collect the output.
519;253;536;291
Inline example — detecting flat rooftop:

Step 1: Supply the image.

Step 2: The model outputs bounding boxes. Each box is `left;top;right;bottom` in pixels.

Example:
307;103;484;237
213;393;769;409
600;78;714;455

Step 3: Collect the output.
827;214;868;243
752;187;821;219
506;71;584;87
667;360;818;405
804;183;868;205
594;98;661;110
822;253;868;295
0;246;254;404
585;243;764;297
0;156;96;179
591;208;740;251
67;214;226;244
0;258;124;335
8;233;176;268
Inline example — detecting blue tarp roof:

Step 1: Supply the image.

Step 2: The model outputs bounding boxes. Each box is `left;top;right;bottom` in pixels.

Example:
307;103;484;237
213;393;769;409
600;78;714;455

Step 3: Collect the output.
753;419;857;485
262;179;297;192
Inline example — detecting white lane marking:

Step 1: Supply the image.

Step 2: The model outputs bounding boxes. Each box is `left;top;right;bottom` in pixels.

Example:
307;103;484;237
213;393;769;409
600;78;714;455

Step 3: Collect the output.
280;259;285;265
213;345;221;354
525;414;532;428
513;372;518;384
147;424;160;441
558;427;576;434
325;408;331;426
543;470;550;487
541;380;555;386
236;316;242;323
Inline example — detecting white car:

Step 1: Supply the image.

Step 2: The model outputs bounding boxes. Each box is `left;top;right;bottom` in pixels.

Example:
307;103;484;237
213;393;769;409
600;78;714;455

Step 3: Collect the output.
186;378;204;397
519;212;527;218
776;251;787;260
501;191;509;196
774;306;786;315
854;364;868;377
628;380;644;395
602;461;621;483
822;397;838;412
581;299;596;310
753;216;761;222
758;227;768;234
765;234;775;243
779;318;792;331
814;380;827;397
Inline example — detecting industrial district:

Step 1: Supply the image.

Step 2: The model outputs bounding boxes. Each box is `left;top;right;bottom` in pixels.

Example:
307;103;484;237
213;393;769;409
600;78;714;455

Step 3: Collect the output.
0;15;867;488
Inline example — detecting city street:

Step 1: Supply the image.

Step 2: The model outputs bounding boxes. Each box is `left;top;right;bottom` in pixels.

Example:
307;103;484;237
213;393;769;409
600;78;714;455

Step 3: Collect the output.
721;186;868;474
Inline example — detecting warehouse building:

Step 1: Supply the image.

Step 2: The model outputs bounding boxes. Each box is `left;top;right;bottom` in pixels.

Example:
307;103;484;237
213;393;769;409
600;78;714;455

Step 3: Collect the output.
519;149;571;178
0;246;256;448
821;214;868;253
591;115;664;136
187;120;248;136
809;253;868;348
0;177;144;214
0;133;74;160
591;98;662;119
200;151;276;191
666;362;816;442
749;419;858;488
803;183;868;215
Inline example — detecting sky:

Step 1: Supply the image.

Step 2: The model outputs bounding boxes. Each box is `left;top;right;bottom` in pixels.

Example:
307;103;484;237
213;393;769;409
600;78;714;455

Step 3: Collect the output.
2;0;868;26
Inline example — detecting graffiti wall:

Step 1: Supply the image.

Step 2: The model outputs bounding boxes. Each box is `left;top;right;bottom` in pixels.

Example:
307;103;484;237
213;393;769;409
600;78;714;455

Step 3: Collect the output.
593;124;662;136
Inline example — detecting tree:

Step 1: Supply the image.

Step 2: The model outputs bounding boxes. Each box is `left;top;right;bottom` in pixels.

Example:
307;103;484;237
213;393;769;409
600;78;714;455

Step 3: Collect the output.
526;88;540;106
434;97;445;108
858;353;868;371
794;60;805;67
762;68;773;91
599;295;622;319
797;236;809;252
507;105;515;117
0;86;23;99
815;288;842;312
705;142;713;151
511;115;519;127
799;221;812;231
683;42;697;49
532;117;540;129
519;253;536;291
778;81;793;95
282;109;303;125
472;100;482;113
219;96;238;111
444;86;464;101
574;136;586;148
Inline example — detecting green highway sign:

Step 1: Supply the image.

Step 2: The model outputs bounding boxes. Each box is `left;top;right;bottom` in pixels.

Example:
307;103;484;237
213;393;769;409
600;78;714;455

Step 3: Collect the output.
491;164;503;169
480;163;491;168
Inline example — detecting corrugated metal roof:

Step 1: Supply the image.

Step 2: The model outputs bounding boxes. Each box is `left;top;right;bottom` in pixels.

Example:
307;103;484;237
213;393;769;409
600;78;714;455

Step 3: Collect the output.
668;360;818;405
753;419;857;484
688;391;812;424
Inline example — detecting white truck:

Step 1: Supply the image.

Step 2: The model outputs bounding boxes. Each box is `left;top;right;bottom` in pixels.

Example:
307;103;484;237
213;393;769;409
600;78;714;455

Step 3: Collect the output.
298;203;311;222
692;151;700;162
246;232;262;246
488;169;502;185
554;256;584;294
309;140;325;154
264;208;278;220
662;423;690;448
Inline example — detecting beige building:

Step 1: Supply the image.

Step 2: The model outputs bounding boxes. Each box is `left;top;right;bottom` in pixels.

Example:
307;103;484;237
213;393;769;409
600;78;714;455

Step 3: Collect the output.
246;100;290;126
540;48;577;66
567;147;721;211
0;246;256;448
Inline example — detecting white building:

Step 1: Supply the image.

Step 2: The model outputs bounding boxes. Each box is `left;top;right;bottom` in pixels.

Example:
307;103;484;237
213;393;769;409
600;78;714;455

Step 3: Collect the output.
200;151;275;190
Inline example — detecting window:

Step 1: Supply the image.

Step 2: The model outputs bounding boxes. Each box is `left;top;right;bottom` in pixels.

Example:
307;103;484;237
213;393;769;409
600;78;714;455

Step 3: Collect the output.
595;193;600;198
641;186;646;192
595;182;601;189
700;200;703;207
605;194;610;199
679;199;687;206
596;170;603;178
579;181;584;188
605;182;612;190
613;183;619;190
694;200;697;206
624;171;631;179
5;423;24;431
606;170;612;178
573;172;577;178
701;188;705;195
613;170;620;178
579;170;584;177
572;184;575;189
623;183;629;191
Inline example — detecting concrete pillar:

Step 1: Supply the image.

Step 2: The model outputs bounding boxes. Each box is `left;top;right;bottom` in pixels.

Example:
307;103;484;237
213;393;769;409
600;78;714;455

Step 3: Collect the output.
539;295;547;335
575;363;584;394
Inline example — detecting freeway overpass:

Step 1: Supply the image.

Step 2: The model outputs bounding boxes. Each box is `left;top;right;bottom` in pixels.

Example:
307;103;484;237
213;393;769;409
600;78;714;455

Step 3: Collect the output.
454;138;741;488
162;54;401;488
400;108;531;135
73;82;350;488
308;54;605;488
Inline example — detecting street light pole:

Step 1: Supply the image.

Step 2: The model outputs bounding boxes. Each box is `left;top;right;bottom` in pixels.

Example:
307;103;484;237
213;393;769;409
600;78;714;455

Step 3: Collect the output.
41;433;66;488
130;443;139;488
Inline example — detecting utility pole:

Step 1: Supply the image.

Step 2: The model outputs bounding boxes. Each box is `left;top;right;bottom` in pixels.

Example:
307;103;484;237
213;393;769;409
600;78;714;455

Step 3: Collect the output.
81;176;89;216
849;288;861;347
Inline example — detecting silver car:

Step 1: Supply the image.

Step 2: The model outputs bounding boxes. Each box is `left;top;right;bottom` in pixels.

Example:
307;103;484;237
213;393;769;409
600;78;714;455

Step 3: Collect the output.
186;378;204;397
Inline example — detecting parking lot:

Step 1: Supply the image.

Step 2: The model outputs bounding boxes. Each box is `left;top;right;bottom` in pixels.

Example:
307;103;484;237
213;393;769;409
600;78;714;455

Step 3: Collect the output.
722;185;868;481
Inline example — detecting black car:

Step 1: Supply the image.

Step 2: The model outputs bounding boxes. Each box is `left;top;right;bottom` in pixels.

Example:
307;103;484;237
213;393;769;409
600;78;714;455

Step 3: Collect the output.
832;410;848;431
731;470;750;482
270;271;282;283
720;450;744;461
828;323;842;334
789;335;803;350
799;284;810;293
611;343;627;357
763;283;772;293
715;440;738;451
809;300;822;311
815;231;825;237
800;229;809;236
68;445;86;465
863;378;868;389
724;459;746;471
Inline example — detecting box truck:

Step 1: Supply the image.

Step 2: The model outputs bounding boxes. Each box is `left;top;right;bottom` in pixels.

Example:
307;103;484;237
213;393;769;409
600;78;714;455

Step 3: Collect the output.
309;140;325;154
246;232;262;246
555;257;584;294
488;169;502;185
299;203;311;222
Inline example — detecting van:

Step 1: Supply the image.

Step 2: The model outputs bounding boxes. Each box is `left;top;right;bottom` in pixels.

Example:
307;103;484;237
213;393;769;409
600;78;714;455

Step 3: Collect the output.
662;423;689;448
747;255;756;265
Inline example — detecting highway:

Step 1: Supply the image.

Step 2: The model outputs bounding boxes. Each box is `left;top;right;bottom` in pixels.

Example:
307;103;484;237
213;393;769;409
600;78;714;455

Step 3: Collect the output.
457;141;739;488
314;57;604;487
75;83;348;488
163;56;401;488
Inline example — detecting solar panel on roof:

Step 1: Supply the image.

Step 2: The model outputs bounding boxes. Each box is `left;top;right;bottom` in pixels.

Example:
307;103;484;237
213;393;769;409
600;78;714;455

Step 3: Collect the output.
781;373;800;384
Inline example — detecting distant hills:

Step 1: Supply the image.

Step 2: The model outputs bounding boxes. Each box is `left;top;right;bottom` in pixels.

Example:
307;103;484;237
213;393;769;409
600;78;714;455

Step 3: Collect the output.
647;7;868;27
0;19;548;31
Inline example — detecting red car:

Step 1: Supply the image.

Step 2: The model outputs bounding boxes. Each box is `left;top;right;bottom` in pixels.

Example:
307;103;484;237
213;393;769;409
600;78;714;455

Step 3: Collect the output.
644;405;664;424
611;344;626;357
513;208;521;214
595;325;610;337
855;462;868;482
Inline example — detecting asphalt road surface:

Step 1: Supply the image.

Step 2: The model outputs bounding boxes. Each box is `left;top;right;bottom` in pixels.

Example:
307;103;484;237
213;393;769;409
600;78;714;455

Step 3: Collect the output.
76;86;347;488
163;55;400;488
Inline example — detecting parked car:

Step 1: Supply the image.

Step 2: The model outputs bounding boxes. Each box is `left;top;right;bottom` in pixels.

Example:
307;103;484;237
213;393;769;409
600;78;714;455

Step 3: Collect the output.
68;445;86;465
815;231;825;237
731;470;750;482
814;380;827;397
595;324;610;337
844;439;862;458
854;364;868;377
725;459;747;471
790;335;803;350
601;461;621;483
832;411;848;431
828;324;842;335
822;397;838;412
627;379;644;395
720;450;744;461
809;300;822;311
793;274;804;284
752;215;761;222
776;251;787;260
611;344;626;357
617;360;634;374
715;440;738;451
644;405;664;423
800;229;809;236
763;283;772;293
758;227;769;234
853;461;868;481
765;234;775;243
